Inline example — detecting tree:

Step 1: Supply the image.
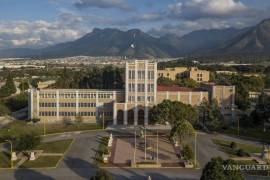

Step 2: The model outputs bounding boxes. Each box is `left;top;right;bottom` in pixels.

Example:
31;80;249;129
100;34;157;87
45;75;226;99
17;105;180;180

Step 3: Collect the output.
176;78;198;88
249;92;270;126
199;99;224;130
170;120;194;143
150;100;197;143
201;157;244;180
90;169;112;180
16;133;41;152
0;73;16;97
157;77;175;86
19;81;29;92
182;145;194;161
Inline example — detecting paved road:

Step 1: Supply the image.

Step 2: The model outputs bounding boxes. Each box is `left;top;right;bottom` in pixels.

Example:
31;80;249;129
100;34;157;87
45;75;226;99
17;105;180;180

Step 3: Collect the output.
0;129;264;180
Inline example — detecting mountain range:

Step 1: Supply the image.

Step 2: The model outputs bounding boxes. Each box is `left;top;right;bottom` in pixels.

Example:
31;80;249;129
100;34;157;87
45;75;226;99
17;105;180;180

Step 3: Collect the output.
1;18;270;59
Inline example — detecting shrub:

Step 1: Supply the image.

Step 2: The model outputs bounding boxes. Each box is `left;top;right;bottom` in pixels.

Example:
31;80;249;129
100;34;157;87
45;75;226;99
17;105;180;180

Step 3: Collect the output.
236;149;249;157
182;145;194;161
230;142;237;150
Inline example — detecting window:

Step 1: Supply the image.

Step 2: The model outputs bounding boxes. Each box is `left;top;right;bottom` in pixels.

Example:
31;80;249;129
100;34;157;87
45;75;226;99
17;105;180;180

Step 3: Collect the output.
137;96;145;102
137;84;145;92
128;83;135;92
129;70;135;79
148;71;154;80
147;84;154;92
147;96;154;102
128;96;135;102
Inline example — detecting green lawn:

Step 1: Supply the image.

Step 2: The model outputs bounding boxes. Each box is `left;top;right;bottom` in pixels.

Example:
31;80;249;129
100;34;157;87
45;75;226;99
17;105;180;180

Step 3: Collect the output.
20;156;62;168
0;151;10;168
224;127;270;143
35;139;73;154
0;121;102;142
212;138;261;156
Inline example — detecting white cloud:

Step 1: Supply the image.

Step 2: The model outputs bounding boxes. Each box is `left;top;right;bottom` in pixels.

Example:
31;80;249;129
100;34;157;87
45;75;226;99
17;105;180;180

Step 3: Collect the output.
0;13;88;49
168;0;248;19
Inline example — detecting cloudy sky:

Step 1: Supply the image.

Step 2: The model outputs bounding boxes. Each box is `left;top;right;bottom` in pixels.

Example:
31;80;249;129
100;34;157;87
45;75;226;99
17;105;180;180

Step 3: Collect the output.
0;0;270;49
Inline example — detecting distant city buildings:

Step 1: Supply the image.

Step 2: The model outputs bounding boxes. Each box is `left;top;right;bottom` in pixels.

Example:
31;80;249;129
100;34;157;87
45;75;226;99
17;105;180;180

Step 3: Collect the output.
28;60;235;125
158;67;210;83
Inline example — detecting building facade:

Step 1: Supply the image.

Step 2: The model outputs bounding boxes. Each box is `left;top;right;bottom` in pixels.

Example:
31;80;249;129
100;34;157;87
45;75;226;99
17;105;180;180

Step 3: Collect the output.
158;67;210;82
28;60;234;125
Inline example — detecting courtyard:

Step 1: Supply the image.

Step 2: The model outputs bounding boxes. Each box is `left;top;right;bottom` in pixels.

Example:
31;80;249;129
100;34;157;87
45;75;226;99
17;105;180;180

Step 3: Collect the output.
111;134;181;167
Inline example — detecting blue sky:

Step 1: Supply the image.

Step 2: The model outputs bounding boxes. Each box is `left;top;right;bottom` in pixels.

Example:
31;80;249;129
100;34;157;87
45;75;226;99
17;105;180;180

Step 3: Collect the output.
0;0;270;49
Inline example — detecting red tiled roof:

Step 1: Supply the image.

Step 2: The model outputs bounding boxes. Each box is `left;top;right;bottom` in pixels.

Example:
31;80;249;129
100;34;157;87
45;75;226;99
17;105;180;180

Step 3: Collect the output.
157;85;204;92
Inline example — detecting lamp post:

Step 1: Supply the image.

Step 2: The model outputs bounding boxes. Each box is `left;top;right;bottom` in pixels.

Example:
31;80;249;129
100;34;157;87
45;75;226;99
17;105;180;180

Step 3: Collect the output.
194;131;197;168
156;129;159;164
102;108;105;130
133;128;137;165
5;140;13;169
43;119;46;136
144;127;146;161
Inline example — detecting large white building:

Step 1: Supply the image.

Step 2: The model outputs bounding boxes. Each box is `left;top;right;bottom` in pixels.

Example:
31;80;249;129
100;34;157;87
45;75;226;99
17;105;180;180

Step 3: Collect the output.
28;60;236;125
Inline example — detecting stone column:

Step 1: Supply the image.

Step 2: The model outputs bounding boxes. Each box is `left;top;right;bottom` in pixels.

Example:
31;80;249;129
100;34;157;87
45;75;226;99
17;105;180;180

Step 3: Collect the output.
144;106;149;125
134;105;138;126
124;103;128;125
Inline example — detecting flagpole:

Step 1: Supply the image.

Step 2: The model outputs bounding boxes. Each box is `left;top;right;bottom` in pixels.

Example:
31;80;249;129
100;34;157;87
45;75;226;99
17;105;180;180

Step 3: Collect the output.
145;127;146;161
156;129;159;164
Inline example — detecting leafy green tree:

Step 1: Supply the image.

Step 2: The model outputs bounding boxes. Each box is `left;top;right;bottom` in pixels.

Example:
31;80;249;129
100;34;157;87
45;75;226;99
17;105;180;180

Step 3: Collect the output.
157;77;175;86
249;92;270;126
16;133;41;152
5;93;28;111
201;157;244;180
0;73;16;97
199;99;224;130
182;145;194;161
170;120;194;143
19;81;29;92
176;78;198;88
90;169;112;180
201;157;226;180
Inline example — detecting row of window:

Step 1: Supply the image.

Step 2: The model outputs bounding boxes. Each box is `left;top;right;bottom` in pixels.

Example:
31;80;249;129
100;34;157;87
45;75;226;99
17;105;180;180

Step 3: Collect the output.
128;84;154;93
128;70;155;80
39;102;57;107
39;111;113;117
128;96;154;102
39;102;97;107
40;93;112;99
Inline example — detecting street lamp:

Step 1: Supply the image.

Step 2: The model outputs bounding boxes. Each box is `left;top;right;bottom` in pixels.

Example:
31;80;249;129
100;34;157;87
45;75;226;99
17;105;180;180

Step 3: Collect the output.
194;131;197;168
5;140;13;169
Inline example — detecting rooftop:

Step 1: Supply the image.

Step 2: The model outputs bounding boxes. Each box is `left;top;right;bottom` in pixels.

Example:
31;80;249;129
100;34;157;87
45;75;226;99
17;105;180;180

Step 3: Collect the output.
157;85;205;92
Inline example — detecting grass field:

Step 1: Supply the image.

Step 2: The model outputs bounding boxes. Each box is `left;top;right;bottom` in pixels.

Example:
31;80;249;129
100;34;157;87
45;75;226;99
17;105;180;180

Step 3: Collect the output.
0;151;10;168
224;127;270;143
36;139;73;154
212;138;261;157
0;121;102;142
20;156;62;168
